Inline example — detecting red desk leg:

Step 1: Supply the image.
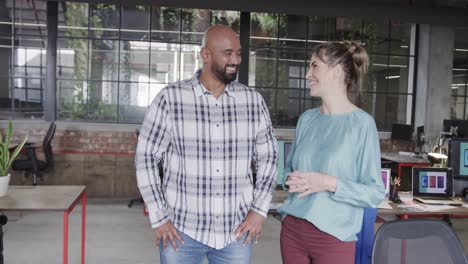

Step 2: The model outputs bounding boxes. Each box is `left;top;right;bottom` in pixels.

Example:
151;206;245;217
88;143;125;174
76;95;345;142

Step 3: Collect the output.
63;211;69;264
397;163;430;178
81;193;86;264
63;191;86;264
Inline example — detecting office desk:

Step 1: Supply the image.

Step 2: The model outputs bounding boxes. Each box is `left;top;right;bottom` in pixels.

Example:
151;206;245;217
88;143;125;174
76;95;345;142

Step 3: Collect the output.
0;186;86;264
378;200;468;219
381;152;430;178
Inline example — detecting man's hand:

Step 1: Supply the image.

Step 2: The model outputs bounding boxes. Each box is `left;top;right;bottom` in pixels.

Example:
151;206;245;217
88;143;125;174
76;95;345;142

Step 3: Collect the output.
286;171;337;197
154;220;184;250
233;210;266;245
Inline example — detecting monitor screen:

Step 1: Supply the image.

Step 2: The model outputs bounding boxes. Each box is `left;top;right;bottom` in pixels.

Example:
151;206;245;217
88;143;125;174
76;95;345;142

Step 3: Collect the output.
418;170;447;194
284;142;292;167
381;169;391;196
412;167;453;197
391;123;413;141
276;140;293;185
443;119;468;138
448;138;468;180
448;138;468;194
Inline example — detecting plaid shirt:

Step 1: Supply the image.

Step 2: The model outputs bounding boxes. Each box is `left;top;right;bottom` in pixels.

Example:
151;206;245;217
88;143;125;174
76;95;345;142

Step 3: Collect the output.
135;71;278;249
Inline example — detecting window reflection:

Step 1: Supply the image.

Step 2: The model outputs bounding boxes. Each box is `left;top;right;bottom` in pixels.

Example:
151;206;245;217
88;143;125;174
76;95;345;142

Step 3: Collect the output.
0;1;416;128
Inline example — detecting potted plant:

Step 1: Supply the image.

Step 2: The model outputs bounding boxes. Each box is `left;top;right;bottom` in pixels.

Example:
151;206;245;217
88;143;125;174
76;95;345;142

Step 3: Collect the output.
0;121;28;196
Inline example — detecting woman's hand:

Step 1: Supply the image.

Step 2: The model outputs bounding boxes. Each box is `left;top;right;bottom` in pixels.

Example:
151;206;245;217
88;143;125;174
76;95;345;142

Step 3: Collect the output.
286;171;337;197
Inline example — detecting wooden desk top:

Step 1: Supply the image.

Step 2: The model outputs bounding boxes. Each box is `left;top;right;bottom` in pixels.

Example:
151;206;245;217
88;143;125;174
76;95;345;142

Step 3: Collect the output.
0;185;86;211
272;190;468;216
378;201;468;215
381;152;430;164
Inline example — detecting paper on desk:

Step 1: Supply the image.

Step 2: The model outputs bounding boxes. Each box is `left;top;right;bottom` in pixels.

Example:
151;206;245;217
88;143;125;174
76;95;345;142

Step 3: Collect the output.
378;200;393;209
269;203;283;210
398;204;456;212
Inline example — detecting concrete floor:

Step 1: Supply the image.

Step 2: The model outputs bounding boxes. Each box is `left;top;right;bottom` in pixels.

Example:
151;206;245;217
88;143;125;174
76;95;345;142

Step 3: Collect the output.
1;200;467;264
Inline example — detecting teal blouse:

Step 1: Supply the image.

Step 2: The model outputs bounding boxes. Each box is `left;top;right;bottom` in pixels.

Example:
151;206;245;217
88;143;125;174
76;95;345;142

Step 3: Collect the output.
278;108;385;242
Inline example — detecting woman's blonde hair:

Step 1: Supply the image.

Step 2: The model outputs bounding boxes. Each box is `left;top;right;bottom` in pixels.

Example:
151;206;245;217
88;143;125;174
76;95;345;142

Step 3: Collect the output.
312;41;369;105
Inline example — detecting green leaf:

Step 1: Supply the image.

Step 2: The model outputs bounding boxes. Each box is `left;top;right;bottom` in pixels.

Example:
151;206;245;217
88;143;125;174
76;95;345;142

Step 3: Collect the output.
5;133;28;174
5;120;12;149
0;144;6;176
0;145;4;176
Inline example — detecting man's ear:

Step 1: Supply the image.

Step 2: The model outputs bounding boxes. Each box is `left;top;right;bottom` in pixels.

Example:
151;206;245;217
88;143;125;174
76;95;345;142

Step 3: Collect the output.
201;47;210;63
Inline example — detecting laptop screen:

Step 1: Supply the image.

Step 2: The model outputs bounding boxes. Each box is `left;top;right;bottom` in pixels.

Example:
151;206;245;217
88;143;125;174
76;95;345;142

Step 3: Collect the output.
412;167;453;198
381;169;391;196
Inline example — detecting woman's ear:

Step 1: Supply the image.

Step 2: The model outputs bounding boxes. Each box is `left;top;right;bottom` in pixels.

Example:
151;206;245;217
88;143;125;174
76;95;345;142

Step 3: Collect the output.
332;64;344;78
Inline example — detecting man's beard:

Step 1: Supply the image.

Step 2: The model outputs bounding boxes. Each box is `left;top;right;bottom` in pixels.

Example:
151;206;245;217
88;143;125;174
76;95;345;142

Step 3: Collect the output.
212;63;238;84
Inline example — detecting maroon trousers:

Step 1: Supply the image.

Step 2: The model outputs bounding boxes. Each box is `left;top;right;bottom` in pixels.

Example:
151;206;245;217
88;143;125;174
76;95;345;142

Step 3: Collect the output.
280;215;356;264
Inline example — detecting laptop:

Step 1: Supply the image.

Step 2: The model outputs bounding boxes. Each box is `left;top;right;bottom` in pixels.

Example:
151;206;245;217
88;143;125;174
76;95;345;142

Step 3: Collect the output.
412;167;464;205
381;168;391;197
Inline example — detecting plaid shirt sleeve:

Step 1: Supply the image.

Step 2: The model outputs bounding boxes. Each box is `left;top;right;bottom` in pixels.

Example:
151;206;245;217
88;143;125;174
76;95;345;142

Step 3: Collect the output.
251;96;279;217
135;90;172;228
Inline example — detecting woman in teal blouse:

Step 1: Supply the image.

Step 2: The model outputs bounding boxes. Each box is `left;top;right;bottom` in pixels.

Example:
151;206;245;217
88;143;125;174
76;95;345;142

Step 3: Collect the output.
279;41;385;264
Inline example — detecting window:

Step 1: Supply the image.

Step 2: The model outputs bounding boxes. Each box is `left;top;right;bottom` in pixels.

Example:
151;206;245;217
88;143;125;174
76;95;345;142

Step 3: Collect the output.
57;3;239;123
451;27;468;120
0;2;416;130
0;0;47;119
249;15;416;129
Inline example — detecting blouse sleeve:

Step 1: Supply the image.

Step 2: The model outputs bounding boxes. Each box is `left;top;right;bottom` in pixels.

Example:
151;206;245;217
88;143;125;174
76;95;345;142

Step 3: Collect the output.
330;118;385;208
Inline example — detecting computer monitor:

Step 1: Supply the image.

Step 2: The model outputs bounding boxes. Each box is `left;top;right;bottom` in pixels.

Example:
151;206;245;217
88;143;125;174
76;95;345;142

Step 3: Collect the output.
448;138;468;194
277;140;293;185
443;119;468;138
391;123;413;141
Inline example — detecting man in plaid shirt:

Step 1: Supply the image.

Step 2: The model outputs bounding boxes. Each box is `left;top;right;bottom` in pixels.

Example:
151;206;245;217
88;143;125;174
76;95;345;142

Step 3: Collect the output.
136;25;278;264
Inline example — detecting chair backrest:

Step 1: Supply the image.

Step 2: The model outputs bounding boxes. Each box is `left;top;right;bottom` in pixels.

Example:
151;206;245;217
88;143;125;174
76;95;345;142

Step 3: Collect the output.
372;219;468;264
42;122;56;166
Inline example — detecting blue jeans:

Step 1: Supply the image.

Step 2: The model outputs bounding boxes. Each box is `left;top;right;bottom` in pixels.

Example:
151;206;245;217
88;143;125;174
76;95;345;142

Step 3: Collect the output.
160;231;253;264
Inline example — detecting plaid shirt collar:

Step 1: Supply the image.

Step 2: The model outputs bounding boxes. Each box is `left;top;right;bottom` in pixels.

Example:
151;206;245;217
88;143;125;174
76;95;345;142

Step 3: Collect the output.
192;69;236;98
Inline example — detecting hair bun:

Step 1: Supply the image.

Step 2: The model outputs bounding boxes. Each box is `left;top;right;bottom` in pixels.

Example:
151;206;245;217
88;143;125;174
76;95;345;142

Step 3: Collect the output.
342;41;357;54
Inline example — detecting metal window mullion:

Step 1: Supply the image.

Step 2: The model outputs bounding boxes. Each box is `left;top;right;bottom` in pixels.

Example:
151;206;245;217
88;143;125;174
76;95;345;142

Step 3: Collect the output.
384;19;391;130
116;4;122;123
178;8;182;82
238;12;250;86
302;16;309;114
86;2;92;121
409;24;418;126
274;13;280;126
148;5;152;106
45;1;58;121
464;55;468;119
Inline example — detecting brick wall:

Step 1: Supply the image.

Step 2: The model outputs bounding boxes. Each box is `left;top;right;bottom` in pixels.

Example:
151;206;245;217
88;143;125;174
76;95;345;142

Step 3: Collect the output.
2;124;415;198
4;125;140;198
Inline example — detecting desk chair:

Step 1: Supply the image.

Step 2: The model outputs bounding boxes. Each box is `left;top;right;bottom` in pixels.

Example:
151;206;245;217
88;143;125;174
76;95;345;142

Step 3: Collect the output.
128;128;143;210
371;219;468;264
12;122;56;185
356;208;378;264
128;128;164;215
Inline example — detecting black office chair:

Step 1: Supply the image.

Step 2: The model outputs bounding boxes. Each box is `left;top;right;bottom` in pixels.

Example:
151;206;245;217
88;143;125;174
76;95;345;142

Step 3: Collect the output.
129;128;164;214
12;122;56;185
372;219;468;264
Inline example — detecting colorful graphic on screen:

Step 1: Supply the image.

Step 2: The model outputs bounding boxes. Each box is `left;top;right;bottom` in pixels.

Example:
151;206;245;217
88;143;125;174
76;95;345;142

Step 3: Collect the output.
459;143;468;175
421;175;428;188
419;171;447;194
429;176;436;188
465;149;468;167
381;169;390;195
437;176;445;188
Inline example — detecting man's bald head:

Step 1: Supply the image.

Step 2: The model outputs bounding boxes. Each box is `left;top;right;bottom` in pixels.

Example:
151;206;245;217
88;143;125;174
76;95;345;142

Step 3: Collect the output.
201;25;238;49
200;25;242;84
